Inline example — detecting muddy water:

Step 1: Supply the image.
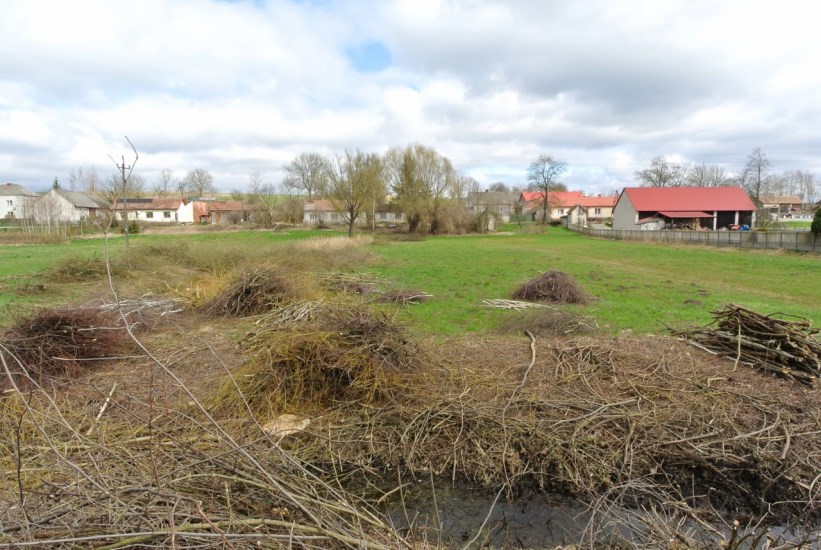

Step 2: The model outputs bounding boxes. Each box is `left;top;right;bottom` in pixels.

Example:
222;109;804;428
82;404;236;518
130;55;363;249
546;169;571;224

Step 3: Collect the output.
383;483;821;549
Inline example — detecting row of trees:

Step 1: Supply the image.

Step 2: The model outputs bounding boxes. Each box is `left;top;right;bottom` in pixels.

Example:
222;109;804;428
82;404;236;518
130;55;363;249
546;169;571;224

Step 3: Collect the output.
65;167;217;202
635;149;819;204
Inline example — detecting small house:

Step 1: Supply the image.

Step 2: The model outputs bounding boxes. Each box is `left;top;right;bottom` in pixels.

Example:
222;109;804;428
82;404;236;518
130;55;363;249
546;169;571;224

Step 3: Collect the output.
1;182;38;219
466;191;517;223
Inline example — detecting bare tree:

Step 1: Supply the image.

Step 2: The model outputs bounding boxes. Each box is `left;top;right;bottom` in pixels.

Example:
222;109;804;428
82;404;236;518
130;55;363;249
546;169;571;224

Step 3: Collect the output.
326;150;382;237
740;147;771;202
153;169;175;198
527;154;568;225
635;156;686;188
184;168;215;199
283;153;330;199
686;163;731;187
783;170;815;204
247;171;264;204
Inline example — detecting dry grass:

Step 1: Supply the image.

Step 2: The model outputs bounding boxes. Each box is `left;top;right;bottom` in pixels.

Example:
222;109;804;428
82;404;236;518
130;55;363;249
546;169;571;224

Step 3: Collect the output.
496;307;600;336
512;270;590;304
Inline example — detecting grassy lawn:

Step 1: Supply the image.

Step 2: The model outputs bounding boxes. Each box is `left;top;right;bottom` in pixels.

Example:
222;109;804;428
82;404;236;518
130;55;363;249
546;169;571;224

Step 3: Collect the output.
2;227;819;336
781;220;812;229
367;228;821;335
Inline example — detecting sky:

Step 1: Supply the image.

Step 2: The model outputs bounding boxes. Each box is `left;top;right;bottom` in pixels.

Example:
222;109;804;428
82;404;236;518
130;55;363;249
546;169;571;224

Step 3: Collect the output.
2;0;821;195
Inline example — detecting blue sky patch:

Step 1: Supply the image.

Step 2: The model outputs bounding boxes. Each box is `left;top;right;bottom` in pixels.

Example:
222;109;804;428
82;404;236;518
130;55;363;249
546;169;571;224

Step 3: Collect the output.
346;41;392;73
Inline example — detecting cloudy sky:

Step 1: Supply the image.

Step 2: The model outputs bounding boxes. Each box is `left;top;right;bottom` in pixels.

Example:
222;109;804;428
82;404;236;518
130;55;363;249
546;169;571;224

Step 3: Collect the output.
2;0;821;194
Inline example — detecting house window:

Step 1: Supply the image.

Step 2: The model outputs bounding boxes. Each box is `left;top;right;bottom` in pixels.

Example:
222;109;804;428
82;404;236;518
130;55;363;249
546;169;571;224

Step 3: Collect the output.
120;212;127;220
6;200;12;206
378;212;386;220
146;212;154;219
558;208;564;215
309;213;317;220
594;208;601;215
164;211;171;218
330;213;338;220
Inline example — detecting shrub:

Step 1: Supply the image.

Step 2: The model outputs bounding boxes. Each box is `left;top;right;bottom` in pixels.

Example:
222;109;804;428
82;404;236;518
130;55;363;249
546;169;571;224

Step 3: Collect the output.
812;209;821;236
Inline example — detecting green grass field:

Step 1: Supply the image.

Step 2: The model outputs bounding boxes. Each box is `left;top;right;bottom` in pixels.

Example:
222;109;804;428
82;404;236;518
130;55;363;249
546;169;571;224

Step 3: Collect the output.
2;227;819;335
368;228;821;334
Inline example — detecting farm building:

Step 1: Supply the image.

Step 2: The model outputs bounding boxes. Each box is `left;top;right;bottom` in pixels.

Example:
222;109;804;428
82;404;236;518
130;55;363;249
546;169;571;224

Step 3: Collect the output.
206;201;258;224
1;182;38;219
520;191;617;223
612;187;756;230
33;189;109;224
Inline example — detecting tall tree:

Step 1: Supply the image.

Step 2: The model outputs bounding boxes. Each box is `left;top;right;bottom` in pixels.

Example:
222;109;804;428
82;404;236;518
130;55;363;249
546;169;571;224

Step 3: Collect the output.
740;147;771;202
153;168;175;198
283;152;330;199
527;154;568;225
635;156;686;188
686;163;731;187
385;145;427;233
326;150;382;237
247;171;264;204
184;168;215;198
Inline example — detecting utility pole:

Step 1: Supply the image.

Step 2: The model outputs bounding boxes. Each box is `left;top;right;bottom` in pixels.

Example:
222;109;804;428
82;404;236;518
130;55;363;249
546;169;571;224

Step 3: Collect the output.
109;137;138;248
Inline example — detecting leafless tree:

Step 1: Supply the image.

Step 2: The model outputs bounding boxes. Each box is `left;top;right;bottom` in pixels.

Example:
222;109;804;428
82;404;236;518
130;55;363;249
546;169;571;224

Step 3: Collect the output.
686;163;731;187
100;174;146;204
283;153;330;199
153;169;175;198
326;150;382;237
740;148;771;202
68;167;99;193
783;170;815;204
527;154;568;225
247;171;264;204
184;168;215;199
635;156;686;188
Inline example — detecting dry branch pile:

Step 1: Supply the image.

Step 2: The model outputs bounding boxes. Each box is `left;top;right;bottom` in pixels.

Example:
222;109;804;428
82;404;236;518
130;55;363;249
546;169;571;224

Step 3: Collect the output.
674;304;821;386
0;385;405;549
377;289;432;304
290;334;820;540
0;307;135;390
512;270;590;304
204;266;311;317
214;302;420;418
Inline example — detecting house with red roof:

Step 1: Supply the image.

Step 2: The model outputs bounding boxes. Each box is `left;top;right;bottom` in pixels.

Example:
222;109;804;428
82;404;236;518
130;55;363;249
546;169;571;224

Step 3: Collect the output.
612;187;756;231
519;191;617;223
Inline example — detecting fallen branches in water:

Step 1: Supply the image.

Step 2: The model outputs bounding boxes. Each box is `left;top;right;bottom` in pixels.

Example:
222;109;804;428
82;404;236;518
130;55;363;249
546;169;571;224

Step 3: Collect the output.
673;304;821;386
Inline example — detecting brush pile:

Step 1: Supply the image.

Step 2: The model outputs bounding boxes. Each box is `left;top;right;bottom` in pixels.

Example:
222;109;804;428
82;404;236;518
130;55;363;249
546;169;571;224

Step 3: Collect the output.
377;288;432;304
204;266;308;316
0;387;405;549
512;270;589;304
214;302;419;418
674;304;821;386
0;306;134;389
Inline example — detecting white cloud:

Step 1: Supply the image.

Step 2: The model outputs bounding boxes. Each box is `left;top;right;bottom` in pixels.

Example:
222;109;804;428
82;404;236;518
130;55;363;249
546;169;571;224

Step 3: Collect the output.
1;0;821;191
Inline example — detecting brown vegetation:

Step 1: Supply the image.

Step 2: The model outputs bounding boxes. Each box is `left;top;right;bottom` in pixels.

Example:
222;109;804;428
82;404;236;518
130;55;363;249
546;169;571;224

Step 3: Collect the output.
512;270;590;304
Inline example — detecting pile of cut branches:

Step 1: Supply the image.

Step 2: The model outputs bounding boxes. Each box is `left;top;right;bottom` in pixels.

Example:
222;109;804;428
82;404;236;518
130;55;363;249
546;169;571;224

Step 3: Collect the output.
674;304;821;386
512;270;589;304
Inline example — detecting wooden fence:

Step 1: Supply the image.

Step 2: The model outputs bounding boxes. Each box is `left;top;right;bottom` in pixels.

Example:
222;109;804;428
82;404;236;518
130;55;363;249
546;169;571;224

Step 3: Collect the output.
568;224;821;253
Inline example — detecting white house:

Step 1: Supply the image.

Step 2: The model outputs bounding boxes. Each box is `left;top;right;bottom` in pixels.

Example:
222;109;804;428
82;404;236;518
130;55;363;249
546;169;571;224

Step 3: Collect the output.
33;189;109;224
303;199;405;226
1;182;38;219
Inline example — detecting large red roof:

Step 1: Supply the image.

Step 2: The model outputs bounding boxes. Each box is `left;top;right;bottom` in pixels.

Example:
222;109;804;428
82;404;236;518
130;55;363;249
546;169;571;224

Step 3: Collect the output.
621;187;756;212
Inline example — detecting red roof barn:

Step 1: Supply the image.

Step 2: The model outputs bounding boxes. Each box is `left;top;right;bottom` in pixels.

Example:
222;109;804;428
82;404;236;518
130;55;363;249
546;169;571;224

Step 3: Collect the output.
612;187;757;230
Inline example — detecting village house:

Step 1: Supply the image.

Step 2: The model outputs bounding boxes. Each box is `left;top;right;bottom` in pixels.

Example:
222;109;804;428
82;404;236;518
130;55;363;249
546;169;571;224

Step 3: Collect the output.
756;195;803;218
303;199;404;226
1;182;38;219
612;187;756;231
33;189;109;224
466;190;517;223
113;198;190;223
207;201;257;224
519;191;617;223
